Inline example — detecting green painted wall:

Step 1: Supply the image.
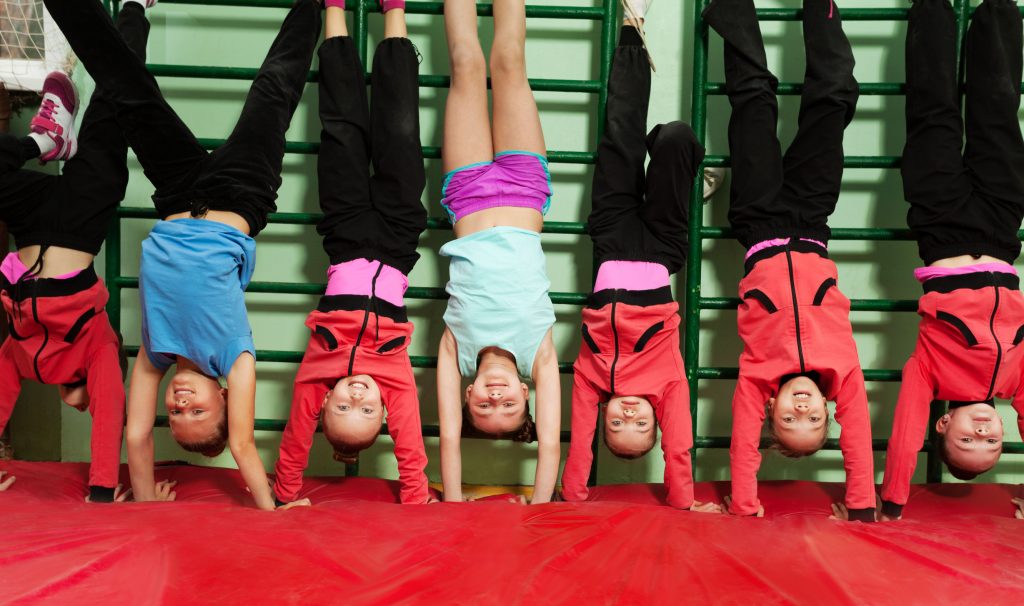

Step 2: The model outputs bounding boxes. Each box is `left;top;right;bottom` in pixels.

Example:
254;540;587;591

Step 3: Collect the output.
51;0;1024;487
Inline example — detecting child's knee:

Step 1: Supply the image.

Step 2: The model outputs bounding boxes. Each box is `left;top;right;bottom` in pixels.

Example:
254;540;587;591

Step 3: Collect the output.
489;41;527;80
448;41;487;80
647;121;702;166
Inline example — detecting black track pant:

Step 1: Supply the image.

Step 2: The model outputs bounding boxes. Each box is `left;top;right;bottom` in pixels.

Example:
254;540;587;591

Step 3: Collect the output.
704;0;858;249
0;135;40;175
316;36;427;275
902;0;1024;265
587;26;704;276
0;4;149;255
43;0;321;237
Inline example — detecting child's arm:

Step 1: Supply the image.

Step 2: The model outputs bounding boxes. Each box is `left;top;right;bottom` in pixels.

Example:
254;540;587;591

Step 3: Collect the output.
272;381;326;505
530;333;561;504
225;352;275;511
126;343;168;502
728;375;771;516
832;370;877;522
437;327;464;502
386;365;431;504
0;345;22;489
560;370;602;503
657;379;698;510
84;342;127;500
879;357;934;521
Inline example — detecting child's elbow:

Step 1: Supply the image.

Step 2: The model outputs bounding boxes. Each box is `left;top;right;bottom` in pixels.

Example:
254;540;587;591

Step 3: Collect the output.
228;435;255;457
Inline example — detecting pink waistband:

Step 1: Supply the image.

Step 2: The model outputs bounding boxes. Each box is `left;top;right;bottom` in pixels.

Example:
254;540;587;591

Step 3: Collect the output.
914;262;1018;283
745;237;827;260
594;261;670;292
1;252;84;283
325;259;408;307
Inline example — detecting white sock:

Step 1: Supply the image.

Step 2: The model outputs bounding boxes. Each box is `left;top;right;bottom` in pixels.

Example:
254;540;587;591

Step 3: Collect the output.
27;131;56;156
622;0;651;22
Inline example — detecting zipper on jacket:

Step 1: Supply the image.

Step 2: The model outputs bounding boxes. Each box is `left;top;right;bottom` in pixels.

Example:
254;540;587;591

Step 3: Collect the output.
609;294;620;395
786;248;806;372
347;262;386;376
30;290;48;383
985;280;1002;400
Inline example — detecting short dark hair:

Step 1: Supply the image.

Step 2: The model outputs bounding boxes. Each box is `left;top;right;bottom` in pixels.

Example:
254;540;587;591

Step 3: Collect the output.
764;405;830;459
325;428;380;465
175;409;228;458
935;433;987;481
461;403;536;443
602;423;658;460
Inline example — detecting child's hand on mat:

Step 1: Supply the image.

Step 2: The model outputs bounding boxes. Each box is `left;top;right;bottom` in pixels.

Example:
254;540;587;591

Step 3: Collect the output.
0;470;15;491
721;496;764;517
1012;497;1024;520
829;502;851;521
152;480;177;502
689;500;721;514
276;498;311;511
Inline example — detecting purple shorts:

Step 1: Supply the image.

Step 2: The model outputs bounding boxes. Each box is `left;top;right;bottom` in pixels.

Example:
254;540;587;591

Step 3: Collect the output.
440;151;552;223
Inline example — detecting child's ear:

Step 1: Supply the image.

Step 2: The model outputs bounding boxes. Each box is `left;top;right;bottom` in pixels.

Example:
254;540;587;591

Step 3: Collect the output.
935;414;951;434
521;382;529;400
767;397;776;412
465;385;473;402
219;387;228;403
321;391;331;407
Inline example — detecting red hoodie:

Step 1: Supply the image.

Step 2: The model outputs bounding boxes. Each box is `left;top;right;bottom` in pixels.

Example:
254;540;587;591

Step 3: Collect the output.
562;286;696;509
0;267;124;490
273;297;429;504
731;243;875;520
881;272;1024;518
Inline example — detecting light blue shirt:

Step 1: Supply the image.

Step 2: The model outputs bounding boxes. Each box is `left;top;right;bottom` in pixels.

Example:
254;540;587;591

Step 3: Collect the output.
140;219;256;378
441;226;555;377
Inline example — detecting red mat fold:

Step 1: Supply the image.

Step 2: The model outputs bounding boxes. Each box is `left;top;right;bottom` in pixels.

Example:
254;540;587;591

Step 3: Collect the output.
1;461;1021;604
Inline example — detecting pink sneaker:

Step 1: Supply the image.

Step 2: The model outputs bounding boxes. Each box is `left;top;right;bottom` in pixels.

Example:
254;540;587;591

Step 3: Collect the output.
30;71;78;163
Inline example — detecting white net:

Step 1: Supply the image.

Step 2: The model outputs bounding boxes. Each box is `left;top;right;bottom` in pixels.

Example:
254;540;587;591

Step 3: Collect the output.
0;0;73;92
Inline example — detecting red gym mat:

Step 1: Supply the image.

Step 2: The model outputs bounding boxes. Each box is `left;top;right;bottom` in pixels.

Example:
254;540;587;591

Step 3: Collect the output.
1;461;1022;604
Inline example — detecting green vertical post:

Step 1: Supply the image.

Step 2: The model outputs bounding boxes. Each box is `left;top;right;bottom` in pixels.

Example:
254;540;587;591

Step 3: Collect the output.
586;0;619;488
685;0;710;470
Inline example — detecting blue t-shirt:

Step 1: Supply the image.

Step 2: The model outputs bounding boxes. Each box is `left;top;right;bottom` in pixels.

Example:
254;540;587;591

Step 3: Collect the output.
140;219;256;378
440;226;555;377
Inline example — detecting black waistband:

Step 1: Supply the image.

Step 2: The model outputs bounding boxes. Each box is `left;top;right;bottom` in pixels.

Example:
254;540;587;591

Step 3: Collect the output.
948;399;996;409
316;294;408;323
744;240;828;275
922;271;1019;294
0;265;99;301
587;286;674;309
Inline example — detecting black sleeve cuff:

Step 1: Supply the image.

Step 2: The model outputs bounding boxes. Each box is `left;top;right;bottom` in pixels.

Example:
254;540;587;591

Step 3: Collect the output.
846;507;876;523
881;500;904;519
88;485;116;503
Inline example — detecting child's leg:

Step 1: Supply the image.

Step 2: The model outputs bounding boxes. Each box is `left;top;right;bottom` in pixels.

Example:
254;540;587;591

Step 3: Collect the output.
57;3;151;243
442;0;492;172
776;0;858;242
702;0;784;248
588;26;652;267
962;0;1024;262
366;33;428;275
316;10;375;265
42;0;206;195
901;0;975;264
490;0;546;157
198;0;322;224
0;135;41;174
640;121;704;275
